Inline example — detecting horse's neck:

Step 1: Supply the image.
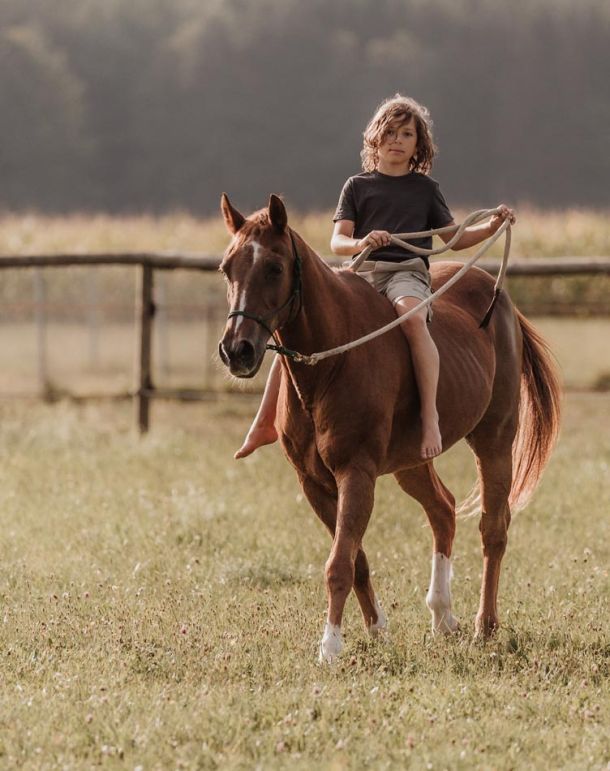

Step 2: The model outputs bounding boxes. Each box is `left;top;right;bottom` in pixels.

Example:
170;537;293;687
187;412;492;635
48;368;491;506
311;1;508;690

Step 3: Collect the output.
276;238;346;405
281;237;345;352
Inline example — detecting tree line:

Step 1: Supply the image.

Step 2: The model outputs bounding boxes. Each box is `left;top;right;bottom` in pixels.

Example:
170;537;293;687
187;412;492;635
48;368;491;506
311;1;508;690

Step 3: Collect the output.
1;0;608;215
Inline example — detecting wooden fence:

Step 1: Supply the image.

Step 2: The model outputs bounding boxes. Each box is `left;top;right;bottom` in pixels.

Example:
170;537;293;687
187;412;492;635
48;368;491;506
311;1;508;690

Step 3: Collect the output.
1;254;609;433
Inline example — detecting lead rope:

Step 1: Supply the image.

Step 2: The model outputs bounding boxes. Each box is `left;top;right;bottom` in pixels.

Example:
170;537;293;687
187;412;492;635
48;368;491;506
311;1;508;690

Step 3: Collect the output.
288;207;511;366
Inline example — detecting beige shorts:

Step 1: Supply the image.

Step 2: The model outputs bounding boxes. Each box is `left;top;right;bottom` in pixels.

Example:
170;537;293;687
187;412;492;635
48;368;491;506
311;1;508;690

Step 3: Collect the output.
347;257;433;320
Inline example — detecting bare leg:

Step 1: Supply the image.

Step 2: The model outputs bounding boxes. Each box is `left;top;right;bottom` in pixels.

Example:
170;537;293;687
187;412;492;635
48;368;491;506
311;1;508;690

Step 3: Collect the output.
234;355;280;459
394;297;442;459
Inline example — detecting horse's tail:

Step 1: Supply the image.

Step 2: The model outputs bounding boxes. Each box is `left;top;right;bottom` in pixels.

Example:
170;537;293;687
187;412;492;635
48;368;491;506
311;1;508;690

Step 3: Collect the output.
509;311;562;511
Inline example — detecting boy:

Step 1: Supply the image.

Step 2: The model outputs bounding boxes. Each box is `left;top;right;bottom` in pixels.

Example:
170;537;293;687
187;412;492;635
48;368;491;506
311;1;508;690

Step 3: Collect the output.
235;94;515;460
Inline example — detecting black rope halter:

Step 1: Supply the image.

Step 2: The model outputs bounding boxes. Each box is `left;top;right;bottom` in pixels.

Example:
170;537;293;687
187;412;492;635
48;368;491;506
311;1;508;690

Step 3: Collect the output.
226;229;304;360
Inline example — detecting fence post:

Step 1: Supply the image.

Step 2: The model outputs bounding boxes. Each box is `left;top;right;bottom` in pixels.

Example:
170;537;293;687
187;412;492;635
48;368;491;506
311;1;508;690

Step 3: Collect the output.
135;264;154;433
156;272;170;380
87;270;100;368
33;268;49;397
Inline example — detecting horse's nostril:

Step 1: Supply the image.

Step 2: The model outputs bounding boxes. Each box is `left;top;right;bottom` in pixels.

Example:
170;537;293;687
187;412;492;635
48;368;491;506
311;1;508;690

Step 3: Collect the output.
235;339;255;363
218;337;258;374
218;341;230;365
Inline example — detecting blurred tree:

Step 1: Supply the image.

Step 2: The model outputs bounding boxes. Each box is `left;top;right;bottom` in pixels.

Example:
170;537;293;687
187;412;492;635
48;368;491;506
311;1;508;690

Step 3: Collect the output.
0;0;607;213
0;24;91;210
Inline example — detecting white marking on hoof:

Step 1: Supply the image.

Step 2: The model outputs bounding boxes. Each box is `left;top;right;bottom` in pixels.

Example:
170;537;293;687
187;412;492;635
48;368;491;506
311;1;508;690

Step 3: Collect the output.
426;553;459;635
318;622;343;664
369;597;388;636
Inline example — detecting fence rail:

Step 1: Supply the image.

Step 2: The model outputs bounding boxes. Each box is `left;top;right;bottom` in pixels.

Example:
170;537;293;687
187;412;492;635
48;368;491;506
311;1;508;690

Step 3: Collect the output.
1;253;609;432
1;254;610;274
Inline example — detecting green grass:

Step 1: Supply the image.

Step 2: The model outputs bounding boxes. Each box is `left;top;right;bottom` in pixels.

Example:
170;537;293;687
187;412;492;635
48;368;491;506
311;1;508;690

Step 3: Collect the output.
0;394;608;769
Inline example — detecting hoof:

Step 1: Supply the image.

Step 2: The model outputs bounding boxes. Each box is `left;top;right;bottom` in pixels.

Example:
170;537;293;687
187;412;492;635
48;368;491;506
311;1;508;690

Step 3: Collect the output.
318;622;343;664
426;554;458;637
431;612;460;636
474;614;499;639
368;599;388;637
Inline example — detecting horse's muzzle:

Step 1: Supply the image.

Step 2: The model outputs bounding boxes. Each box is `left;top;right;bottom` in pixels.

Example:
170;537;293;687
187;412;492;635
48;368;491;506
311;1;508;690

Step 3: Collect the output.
218;336;263;378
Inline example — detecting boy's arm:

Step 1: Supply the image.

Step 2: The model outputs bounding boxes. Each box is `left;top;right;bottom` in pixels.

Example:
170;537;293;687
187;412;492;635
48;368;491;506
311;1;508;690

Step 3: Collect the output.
330;220;392;256
440;204;516;251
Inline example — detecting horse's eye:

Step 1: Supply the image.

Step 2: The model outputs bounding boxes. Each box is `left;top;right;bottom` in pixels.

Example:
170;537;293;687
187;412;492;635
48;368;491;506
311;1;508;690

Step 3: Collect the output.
267;262;284;277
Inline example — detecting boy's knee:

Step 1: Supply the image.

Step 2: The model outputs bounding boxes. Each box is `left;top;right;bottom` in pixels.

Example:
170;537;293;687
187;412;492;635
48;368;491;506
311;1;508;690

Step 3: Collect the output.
398;313;427;336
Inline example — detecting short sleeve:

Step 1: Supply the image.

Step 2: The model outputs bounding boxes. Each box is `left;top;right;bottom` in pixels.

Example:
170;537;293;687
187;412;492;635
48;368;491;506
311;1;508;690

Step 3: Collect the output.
332;177;356;222
429;181;454;228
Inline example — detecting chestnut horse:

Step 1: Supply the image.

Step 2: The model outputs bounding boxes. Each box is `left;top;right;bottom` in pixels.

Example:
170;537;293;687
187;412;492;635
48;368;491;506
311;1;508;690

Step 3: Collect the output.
218;194;560;663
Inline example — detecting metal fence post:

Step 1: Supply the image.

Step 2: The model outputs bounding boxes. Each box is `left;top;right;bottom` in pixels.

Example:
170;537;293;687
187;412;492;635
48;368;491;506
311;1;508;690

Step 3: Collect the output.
135;263;154;433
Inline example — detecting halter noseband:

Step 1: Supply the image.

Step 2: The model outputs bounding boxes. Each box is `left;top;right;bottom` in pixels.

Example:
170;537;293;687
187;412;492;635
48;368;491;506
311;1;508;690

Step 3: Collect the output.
226;230;304;359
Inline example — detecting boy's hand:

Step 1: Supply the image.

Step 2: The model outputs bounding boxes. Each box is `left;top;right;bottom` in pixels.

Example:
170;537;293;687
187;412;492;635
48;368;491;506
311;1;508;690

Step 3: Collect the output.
357;230;392;251
489;204;516;233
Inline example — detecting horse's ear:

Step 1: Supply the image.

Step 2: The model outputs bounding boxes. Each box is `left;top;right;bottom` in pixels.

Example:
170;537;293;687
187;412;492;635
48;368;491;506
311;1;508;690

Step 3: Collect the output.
221;193;245;234
268;194;287;233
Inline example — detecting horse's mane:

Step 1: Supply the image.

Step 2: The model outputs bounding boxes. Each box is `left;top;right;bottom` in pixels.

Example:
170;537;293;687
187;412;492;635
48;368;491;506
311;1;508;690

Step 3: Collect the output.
242;210;270;233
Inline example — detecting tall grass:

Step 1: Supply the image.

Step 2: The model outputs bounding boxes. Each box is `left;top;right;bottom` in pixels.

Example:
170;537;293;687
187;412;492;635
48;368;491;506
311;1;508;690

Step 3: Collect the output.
1;207;609;258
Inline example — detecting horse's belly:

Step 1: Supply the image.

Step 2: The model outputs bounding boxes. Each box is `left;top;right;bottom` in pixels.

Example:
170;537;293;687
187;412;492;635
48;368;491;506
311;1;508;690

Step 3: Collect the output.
381;316;496;471
433;309;497;446
439;352;495;445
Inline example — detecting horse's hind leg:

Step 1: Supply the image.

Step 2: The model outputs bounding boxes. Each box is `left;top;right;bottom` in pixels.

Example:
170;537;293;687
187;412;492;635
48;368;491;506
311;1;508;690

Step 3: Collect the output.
467;299;521;637
468;433;513;637
354;548;388;635
467;381;518;636
395;464;459;634
299;472;386;662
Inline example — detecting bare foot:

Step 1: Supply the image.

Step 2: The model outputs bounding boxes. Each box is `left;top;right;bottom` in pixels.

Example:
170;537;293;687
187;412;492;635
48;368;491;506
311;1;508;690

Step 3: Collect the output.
234;424;278;459
420;418;442;460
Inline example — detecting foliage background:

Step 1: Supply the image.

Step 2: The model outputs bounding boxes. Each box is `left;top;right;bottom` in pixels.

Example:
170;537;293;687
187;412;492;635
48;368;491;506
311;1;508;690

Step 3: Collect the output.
1;0;608;214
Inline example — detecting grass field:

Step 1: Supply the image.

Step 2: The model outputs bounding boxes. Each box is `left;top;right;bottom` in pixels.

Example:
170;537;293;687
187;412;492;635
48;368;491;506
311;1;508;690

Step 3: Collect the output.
0;392;608;769
0;209;608;768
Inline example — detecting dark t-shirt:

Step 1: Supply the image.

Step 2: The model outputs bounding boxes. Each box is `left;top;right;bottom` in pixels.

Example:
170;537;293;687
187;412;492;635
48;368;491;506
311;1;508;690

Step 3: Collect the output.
332;171;454;267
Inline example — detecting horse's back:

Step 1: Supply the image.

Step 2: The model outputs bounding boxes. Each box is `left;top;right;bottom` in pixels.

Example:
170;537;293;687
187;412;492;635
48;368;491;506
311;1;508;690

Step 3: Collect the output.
431;262;500;322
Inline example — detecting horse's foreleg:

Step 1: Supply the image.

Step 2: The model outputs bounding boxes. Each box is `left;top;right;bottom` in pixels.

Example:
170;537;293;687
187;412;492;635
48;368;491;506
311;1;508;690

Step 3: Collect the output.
319;465;376;664
300;473;386;657
395;464;459;635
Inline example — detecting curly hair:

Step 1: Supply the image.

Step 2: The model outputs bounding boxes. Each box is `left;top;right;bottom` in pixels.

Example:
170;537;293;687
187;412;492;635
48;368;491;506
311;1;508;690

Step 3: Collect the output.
361;94;437;174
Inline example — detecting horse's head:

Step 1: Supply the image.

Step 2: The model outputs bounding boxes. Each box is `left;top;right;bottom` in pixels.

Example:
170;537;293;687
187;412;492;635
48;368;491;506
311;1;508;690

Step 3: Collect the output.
218;193;301;377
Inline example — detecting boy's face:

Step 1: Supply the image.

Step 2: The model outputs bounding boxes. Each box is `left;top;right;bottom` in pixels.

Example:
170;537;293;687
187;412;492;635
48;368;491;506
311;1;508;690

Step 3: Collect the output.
377;116;418;171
